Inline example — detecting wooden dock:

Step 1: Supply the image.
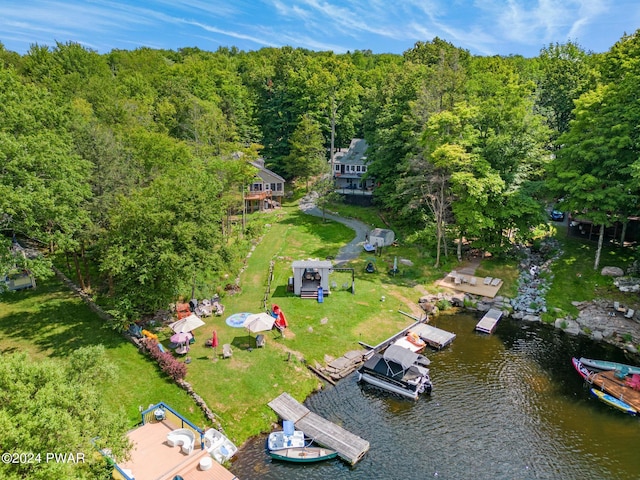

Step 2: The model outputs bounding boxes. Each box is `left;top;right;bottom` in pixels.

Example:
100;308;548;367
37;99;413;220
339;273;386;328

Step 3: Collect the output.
268;392;370;465
411;323;457;349
360;311;456;353
475;308;503;334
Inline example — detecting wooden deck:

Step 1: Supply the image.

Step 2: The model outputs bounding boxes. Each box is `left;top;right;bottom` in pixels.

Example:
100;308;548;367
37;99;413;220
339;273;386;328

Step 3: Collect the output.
438;272;503;298
116;421;238;480
588;370;640;411
411;322;457;349
268;392;370;465
475;308;503;334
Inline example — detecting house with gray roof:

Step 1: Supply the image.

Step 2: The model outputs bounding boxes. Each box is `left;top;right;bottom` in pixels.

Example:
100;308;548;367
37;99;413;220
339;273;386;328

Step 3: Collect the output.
332;139;374;194
246;159;286;212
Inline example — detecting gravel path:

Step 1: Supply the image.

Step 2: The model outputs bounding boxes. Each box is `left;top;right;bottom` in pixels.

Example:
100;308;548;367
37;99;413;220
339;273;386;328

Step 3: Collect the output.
299;192;371;265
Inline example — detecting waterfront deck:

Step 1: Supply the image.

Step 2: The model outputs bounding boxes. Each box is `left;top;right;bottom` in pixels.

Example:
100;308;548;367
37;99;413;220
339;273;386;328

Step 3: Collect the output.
360;311;456;353
116;421;237;480
438;272;503;298
475;308;503;334
411;322;457;349
268;392;370;465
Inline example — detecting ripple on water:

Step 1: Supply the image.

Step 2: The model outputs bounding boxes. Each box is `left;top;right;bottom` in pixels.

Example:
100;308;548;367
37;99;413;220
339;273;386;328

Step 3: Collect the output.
230;316;640;479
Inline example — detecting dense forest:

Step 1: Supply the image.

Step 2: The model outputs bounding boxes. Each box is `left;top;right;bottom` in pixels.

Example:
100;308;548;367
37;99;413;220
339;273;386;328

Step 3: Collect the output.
1;33;639;320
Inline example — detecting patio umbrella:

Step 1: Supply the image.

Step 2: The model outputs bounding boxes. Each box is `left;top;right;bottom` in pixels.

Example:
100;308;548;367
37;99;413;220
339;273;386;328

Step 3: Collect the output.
169;313;205;333
243;312;275;334
211;330;219;348
170;332;193;344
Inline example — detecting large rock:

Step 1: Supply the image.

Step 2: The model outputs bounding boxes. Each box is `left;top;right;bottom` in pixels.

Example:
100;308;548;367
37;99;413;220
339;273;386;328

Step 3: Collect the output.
601;266;624;277
614;277;640;293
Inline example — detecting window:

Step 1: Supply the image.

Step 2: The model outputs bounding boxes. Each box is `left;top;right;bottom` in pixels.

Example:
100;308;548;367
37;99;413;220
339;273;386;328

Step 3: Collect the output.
362;166;367;172
334;164;340;171
270;183;276;191
356;165;361;172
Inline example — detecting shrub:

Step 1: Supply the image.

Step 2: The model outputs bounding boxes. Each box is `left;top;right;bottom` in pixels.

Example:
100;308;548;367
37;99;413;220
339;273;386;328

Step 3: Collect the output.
436;299;452;310
140;337;187;380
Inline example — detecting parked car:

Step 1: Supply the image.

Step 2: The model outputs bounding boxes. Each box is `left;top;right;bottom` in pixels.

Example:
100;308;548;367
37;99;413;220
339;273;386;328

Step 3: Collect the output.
550;210;565;221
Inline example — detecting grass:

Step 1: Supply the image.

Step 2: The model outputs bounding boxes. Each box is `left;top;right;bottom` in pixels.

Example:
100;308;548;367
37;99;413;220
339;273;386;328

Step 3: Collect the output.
542;226;638;322
0;279;208;428
3;200;639;453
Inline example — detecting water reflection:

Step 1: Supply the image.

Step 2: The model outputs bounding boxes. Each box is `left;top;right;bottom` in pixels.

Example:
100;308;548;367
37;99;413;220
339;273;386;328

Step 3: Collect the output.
230;314;640;479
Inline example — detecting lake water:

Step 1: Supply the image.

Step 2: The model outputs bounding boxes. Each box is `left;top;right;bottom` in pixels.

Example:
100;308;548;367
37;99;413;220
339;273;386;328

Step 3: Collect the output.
229;313;640;479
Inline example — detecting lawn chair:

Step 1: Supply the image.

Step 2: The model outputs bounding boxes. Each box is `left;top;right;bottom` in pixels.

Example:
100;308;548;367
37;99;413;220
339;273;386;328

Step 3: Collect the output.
222;344;233;359
256;334;266;348
490;278;501;286
483;277;492;285
469;277;477;286
625;309;635;319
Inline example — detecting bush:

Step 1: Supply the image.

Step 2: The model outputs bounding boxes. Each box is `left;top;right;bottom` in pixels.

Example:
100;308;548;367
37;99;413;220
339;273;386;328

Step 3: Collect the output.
436;299;452;310
140;337;187;381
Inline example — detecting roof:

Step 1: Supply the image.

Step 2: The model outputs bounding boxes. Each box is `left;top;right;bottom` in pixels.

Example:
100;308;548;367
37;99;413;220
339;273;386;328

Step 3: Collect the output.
383;344;420;371
369;228;394;238
335;138;368;165
291;260;333;269
251;160;285;182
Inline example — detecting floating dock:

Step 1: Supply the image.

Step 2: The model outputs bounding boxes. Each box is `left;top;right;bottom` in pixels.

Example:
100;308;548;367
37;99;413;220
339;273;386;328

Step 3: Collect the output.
268;392;370;465
411;322;457;349
475;308;503;334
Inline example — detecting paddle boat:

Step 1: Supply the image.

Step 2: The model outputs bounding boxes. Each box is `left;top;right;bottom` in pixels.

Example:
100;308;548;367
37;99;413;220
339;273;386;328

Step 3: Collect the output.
268;420;308;452
270;446;338;463
590;388;637;416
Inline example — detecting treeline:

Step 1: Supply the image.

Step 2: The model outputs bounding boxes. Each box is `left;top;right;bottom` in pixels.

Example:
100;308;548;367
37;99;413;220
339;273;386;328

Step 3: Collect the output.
1;33;639;319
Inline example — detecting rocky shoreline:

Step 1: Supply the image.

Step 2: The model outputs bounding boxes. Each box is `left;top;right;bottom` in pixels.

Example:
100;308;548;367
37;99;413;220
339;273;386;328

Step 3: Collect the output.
419;239;640;356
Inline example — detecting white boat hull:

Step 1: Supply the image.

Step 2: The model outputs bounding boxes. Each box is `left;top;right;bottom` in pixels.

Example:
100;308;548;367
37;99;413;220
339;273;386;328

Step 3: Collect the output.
358;372;423;399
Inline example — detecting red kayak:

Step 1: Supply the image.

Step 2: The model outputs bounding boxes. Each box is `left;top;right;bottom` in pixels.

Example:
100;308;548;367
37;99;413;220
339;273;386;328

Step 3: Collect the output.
572;357;592;380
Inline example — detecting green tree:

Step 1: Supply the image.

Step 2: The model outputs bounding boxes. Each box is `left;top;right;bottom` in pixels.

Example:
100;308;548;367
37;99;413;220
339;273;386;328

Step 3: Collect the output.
536;41;597;147
550;81;640;269
0;347;130;480
283;114;327;190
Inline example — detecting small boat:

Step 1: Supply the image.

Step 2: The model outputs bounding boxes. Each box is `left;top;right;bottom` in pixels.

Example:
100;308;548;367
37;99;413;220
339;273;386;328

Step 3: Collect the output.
572;357;592;380
268;420;307;452
579;357;640;376
357;344;432;399
270;446;338;463
590;388;637;416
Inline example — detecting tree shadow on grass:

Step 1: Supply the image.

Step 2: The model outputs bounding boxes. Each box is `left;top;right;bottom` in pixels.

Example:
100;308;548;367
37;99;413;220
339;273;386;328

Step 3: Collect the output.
232;334;257;350
0;277;131;358
280;209;354;259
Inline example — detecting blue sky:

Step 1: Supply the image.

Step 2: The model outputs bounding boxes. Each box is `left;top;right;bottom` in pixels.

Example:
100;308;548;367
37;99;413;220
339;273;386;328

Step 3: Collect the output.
1;1;639;57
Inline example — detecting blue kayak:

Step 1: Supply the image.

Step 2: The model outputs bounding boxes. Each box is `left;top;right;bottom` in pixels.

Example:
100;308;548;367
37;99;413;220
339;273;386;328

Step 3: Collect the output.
590;388;637;416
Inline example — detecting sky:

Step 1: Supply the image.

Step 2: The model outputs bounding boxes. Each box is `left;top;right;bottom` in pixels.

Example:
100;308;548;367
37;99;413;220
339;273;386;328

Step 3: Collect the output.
1;1;640;58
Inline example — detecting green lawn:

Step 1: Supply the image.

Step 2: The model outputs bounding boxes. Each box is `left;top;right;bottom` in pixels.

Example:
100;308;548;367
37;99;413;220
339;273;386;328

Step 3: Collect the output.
0;280;208;428
3;203;637;451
